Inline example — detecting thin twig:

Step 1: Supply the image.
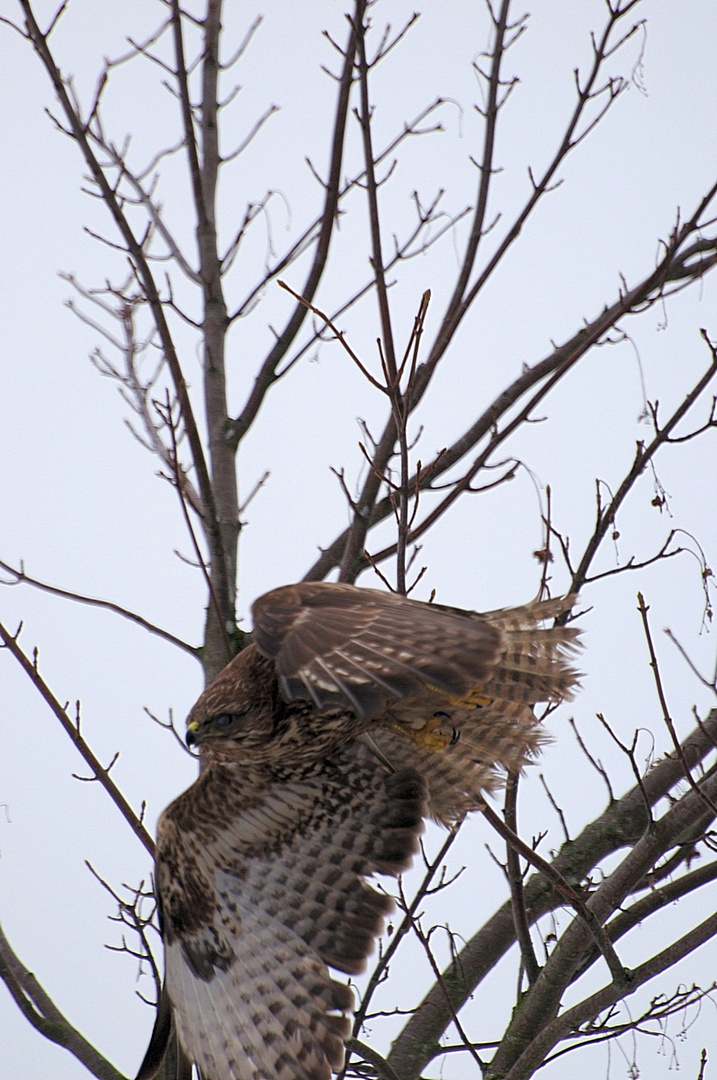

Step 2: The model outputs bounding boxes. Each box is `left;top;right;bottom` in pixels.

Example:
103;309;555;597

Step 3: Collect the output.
480;802;629;986
229;9;359;445
20;0;232;627
406;906;487;1072
161;392;232;663
637;592;717;817
0;620;154;857
0;558;197;657
504;774;541;986
346;1040;402;1080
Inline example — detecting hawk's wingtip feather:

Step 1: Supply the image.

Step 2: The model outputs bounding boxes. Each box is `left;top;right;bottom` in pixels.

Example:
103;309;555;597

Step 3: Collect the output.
135;986;172;1080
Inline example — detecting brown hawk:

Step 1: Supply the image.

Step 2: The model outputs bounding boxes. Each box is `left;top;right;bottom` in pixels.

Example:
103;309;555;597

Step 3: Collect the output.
136;582;580;1080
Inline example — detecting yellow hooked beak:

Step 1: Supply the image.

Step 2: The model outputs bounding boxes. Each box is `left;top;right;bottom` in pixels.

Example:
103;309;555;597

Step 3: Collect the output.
185;719;201;748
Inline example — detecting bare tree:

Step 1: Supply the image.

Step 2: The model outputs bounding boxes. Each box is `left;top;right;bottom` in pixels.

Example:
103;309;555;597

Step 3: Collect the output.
2;2;716;1079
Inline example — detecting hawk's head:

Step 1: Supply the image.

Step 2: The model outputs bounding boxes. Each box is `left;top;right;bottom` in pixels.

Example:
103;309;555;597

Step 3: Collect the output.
184;646;276;758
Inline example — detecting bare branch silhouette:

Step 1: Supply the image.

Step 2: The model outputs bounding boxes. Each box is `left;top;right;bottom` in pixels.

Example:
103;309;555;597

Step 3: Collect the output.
3;2;716;1077
0;620;155;858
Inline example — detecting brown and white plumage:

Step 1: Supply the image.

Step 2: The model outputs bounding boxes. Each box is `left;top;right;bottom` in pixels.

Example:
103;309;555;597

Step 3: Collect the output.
137;582;580;1080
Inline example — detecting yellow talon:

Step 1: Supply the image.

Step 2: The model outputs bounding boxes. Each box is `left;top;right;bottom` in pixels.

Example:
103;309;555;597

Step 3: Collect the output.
391;712;460;752
432;685;493;709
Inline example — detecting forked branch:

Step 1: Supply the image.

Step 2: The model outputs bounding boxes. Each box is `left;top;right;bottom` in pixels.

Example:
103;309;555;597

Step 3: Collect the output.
19;0;232;634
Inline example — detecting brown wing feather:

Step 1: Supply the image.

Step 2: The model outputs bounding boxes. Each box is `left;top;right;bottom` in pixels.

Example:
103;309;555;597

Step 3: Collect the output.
135;989;192;1080
367;595;581;822
152;750;426;1080
135;985;172;1080
252;582;501;719
144;582;581;1078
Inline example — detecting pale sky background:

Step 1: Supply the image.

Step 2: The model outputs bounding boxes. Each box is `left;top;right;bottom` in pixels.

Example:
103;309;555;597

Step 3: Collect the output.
1;2;717;1078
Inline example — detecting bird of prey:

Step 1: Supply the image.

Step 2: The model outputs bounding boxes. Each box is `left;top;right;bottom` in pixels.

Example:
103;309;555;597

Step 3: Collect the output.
136;581;580;1080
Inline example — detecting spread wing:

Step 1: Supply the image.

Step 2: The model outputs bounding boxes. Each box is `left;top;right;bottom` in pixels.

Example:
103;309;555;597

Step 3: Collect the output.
252;581;502;719
362;595;581;822
145;751;426;1080
252;584;580;825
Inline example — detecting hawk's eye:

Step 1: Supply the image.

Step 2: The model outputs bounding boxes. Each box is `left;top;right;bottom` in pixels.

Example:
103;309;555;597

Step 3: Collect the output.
214;713;234;728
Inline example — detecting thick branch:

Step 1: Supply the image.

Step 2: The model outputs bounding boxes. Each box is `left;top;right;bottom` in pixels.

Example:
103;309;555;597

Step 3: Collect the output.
306;213;717;582
0;921;125;1080
484;754;717;1080
20;1;232;634
387;710;717;1079
571;845;717;984
497;907;717;1080
171;0;238;675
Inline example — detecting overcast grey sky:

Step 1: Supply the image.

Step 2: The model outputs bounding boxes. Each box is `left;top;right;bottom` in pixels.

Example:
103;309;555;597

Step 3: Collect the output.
2;2;717;1078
